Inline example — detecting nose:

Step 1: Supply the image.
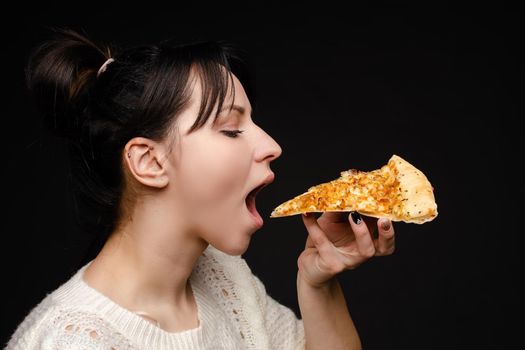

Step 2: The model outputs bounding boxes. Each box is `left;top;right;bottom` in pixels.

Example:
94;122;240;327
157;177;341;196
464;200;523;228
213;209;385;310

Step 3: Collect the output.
254;124;282;163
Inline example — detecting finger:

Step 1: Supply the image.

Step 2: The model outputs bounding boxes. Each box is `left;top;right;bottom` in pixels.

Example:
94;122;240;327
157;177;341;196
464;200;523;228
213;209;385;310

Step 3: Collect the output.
301;213;332;251
319;211;348;223
362;215;378;239
375;218;395;256
302;213;347;273
349;212;376;258
304;233;314;249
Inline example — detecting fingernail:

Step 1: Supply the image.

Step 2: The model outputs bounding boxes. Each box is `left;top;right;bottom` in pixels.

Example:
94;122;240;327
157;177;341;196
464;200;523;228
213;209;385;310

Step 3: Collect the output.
381;220;391;231
303;212;309;217
351;212;362;225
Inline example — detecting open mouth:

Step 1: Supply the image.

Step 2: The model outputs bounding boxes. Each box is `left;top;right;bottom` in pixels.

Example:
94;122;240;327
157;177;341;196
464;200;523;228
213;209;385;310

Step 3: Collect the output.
245;183;266;213
244;173;275;228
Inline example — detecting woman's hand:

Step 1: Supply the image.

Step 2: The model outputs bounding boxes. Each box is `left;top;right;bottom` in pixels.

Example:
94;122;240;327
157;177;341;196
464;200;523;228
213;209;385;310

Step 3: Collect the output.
298;211;395;287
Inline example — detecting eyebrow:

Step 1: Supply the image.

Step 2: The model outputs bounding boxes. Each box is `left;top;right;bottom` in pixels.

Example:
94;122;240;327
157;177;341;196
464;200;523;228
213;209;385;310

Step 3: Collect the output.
218;104;251;117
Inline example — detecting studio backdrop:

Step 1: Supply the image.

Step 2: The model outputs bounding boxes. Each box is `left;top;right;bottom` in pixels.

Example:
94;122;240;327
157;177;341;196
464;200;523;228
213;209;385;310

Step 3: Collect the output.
2;4;522;349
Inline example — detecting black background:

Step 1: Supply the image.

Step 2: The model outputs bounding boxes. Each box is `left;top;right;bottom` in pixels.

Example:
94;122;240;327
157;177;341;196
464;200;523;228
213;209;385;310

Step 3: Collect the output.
2;3;523;349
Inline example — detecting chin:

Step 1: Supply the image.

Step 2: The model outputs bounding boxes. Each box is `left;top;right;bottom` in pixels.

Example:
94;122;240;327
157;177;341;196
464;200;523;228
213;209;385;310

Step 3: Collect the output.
213;238;251;256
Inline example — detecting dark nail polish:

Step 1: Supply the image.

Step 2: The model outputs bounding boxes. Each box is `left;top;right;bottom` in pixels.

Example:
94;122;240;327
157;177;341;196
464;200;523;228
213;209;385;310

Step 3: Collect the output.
351;212;362;225
381;220;391;231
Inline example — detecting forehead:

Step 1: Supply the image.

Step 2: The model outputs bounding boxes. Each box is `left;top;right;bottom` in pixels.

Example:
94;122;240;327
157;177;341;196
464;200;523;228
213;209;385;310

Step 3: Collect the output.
223;75;251;112
175;71;252;132
194;71;251;114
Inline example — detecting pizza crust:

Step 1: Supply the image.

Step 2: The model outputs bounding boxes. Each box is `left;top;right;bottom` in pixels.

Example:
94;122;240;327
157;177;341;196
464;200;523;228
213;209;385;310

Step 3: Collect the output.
270;154;438;224
389;155;438;223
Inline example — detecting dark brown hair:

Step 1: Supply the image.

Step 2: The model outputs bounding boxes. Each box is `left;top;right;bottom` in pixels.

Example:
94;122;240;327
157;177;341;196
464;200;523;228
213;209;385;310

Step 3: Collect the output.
25;27;252;261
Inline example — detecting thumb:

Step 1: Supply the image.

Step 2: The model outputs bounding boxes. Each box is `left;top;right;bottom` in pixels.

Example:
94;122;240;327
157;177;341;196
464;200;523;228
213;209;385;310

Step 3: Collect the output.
301;213;332;252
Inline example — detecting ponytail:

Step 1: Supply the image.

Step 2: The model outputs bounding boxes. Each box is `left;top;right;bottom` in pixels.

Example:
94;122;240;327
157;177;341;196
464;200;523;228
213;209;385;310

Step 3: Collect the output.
25;27;114;140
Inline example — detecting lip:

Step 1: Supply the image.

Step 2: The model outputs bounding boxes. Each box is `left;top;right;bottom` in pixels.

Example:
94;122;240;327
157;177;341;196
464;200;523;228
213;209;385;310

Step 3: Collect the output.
246;172;275;198
262;172;276;188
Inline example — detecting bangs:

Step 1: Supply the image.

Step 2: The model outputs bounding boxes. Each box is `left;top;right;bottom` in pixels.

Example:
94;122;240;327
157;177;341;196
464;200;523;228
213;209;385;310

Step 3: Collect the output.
186;60;235;133
138;41;251;141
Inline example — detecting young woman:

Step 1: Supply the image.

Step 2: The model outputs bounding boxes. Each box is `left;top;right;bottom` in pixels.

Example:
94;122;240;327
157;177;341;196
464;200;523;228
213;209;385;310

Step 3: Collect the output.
6;28;395;350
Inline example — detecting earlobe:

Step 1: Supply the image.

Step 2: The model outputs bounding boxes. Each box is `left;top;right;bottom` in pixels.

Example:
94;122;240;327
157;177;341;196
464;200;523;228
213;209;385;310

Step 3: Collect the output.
125;138;169;189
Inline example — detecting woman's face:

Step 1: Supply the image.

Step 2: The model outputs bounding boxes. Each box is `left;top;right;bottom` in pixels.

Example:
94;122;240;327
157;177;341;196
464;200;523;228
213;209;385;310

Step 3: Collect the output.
167;73;282;255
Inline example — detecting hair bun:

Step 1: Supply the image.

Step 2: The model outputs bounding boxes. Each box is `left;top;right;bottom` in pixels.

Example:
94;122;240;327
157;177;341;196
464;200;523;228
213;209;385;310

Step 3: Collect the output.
25;27;113;140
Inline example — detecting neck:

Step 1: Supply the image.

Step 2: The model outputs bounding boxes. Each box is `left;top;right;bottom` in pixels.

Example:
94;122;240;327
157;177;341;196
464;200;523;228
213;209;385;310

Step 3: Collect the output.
82;198;208;330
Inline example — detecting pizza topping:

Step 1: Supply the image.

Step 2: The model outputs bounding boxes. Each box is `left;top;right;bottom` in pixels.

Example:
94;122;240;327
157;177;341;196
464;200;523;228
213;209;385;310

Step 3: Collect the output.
270;155;437;224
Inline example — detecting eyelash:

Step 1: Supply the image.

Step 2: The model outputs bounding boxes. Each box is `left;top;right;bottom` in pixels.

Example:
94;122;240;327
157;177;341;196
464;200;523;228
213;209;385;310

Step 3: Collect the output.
221;129;245;138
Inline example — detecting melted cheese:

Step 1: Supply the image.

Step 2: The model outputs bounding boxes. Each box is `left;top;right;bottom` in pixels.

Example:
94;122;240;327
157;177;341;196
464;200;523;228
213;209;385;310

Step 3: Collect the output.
270;154;438;224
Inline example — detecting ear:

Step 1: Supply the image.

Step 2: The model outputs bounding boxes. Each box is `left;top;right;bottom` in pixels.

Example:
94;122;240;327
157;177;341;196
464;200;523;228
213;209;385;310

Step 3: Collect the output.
124;137;169;189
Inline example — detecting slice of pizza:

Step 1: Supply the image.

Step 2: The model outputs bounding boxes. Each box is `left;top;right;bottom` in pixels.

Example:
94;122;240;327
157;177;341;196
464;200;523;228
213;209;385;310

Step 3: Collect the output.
270;155;437;224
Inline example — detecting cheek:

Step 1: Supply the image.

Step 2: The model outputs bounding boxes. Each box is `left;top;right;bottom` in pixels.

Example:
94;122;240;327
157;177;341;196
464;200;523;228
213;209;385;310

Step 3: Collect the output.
177;138;253;251
178;137;251;210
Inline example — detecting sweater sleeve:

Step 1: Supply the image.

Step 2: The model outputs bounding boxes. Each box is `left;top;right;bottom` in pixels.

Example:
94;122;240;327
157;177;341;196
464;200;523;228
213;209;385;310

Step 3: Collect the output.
252;274;306;350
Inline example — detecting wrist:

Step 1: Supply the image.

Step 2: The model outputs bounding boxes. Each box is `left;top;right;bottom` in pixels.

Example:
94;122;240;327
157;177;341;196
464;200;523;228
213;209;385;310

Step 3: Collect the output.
297;270;338;291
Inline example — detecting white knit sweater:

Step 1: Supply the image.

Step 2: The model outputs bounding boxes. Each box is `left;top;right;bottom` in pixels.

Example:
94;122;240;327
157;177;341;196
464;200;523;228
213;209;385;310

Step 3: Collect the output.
5;245;305;349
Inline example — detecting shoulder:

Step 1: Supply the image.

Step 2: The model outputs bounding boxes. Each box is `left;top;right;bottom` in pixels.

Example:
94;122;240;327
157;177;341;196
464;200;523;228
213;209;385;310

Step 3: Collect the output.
5;292;57;349
6;304;133;350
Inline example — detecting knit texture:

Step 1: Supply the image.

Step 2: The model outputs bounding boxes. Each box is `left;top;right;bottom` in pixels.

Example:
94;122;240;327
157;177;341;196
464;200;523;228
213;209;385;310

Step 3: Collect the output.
5;245;305;349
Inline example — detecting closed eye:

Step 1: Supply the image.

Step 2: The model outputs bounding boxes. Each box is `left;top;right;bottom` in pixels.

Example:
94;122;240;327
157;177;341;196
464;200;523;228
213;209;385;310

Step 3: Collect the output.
221;130;244;138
